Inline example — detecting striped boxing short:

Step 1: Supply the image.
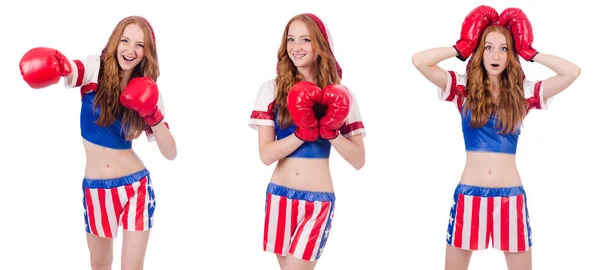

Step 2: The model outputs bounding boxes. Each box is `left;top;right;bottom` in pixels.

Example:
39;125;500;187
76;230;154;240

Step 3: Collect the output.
82;169;156;238
446;183;532;252
263;183;335;261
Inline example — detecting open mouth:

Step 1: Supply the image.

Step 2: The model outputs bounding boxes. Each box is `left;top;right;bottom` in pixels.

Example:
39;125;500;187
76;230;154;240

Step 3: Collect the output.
491;64;500;68
292;54;306;60
122;55;136;63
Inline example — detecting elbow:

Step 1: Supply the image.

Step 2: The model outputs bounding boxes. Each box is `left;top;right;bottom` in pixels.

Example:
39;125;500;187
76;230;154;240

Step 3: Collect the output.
259;153;275;166
163;150;177;161
571;65;581;79
411;53;422;68
352;157;366;171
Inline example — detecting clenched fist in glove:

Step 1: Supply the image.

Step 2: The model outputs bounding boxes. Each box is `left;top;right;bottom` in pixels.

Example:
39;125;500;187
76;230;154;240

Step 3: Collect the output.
120;77;164;126
499;8;538;62
19;47;72;89
287;81;323;142
454;5;499;61
319;85;352;140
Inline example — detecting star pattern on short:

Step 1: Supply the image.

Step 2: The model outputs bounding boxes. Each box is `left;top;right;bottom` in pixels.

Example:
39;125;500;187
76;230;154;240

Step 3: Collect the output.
148;198;155;208
446;232;451;241
448;216;454;225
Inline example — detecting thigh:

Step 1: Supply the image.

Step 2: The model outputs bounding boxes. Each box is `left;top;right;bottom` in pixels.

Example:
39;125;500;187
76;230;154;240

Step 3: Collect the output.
504;249;532;270
86;233;114;261
280;255;318;270
121;230;151;270
444;244;473;270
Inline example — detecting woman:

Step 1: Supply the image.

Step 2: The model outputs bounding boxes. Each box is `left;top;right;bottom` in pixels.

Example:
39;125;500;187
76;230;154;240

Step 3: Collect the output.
248;13;366;270
19;16;176;270
412;6;580;270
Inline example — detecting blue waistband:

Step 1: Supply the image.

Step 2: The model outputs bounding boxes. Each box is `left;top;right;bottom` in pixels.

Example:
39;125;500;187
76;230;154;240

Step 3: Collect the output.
266;183;336;202
454;183;526;197
82;169;150;189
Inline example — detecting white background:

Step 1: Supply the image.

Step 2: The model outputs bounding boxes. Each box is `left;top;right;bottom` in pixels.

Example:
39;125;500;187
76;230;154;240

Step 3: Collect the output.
0;0;597;269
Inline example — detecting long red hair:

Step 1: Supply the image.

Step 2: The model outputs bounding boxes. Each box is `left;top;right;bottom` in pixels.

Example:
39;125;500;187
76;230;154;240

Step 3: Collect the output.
465;25;526;134
274;14;340;129
94;17;159;140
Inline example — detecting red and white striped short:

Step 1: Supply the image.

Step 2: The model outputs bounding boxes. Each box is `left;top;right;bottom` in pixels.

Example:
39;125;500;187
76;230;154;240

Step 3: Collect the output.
82;169;156;238
446;184;532;252
263;183;335;261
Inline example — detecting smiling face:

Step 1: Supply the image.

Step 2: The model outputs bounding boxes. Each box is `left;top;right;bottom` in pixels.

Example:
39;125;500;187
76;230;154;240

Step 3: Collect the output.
116;23;146;73
286;20;317;74
482;31;509;77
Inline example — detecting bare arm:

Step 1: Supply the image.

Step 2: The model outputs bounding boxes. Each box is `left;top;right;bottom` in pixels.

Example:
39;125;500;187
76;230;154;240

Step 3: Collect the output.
412;47;459;89
532;53;581;100
150;122;177;160
330;134;365;170
258;126;304;166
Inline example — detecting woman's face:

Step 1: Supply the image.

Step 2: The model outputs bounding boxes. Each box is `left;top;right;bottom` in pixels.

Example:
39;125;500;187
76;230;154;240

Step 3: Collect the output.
117;23;146;72
482;31;509;77
286;20;317;71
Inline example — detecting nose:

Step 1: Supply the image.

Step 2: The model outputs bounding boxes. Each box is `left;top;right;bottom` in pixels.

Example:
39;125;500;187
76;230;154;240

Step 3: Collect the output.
492;49;500;60
290;40;302;51
125;43;137;54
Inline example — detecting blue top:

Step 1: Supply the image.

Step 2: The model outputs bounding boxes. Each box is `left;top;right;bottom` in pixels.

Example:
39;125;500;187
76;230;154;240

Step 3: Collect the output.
80;91;132;149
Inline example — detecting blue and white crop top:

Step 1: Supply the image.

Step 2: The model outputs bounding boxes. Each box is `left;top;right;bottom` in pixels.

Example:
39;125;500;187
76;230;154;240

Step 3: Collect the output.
248;79;366;158
64;55;169;149
438;71;552;154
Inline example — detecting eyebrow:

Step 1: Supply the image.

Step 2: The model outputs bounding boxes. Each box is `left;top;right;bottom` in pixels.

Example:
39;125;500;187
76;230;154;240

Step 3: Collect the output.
287;35;310;38
121;36;144;44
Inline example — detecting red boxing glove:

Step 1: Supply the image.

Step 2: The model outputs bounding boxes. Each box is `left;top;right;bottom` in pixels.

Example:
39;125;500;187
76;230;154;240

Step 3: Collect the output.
499;8;538;62
319;85;352;140
120;77;164;126
19;47;72;89
454;5;499;61
287;81;322;142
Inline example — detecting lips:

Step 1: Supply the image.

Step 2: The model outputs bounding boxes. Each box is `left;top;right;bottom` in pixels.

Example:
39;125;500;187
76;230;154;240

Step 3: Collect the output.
122;55;136;62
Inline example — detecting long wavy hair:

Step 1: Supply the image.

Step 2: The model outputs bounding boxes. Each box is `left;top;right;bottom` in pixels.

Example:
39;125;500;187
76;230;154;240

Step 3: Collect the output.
94;17;159;141
274;14;341;129
465;25;526;134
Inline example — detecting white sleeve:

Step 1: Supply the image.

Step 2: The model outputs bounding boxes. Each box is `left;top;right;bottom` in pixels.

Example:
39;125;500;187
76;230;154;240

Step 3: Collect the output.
339;88;366;138
248;79;276;130
437;70;467;109
145;91;169;142
524;79;552;111
64;55;101;94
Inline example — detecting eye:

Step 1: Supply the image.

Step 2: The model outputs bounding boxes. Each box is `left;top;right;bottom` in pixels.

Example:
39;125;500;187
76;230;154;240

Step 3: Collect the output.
485;45;491;50
501;47;508;51
121;39;128;43
137;44;144;48
287;37;294;42
302;38;311;42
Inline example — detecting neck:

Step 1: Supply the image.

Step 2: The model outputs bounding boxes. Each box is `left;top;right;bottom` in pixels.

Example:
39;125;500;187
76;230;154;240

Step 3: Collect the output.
487;74;501;100
298;67;315;83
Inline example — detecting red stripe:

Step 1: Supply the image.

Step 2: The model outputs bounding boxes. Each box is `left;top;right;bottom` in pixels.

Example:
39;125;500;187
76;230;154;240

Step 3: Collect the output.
135;177;148;230
500;197;510;251
470;196;481;249
85;189;98;236
74;60;85;87
111;188;122;226
290;202;314;255
121;184;135;230
454;194;465;248
517;195;525;251
250;110;275;120
303;202;331;260
263;193;272;251
486;197;494;249
274;197;287;254
97;189;112;238
340;121;364;136
80;83;98;99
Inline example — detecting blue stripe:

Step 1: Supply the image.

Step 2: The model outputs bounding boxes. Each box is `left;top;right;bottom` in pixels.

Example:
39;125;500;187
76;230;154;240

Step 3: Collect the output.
82;169;150;189
446;189;460;245
266;183;336;202
315;201;335;260
146;176;156;228
454;183;526;197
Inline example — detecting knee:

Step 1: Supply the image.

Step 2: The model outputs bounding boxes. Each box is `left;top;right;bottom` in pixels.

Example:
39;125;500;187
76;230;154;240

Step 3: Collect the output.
90;255;112;270
121;261;144;270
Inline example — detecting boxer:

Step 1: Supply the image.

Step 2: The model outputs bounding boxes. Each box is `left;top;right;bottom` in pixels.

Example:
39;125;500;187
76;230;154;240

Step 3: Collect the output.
412;6;580;270
19;16;176;269
248;13;366;270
